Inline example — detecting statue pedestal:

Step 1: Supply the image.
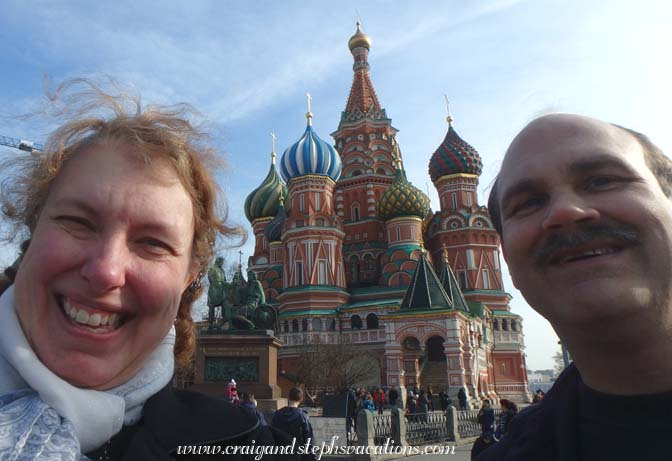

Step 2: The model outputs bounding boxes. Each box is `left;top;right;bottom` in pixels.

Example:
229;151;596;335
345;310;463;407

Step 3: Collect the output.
191;329;282;399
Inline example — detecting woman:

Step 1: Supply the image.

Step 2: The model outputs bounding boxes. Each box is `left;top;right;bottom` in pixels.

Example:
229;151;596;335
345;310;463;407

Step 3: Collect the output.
0;80;291;460
361;392;375;412
495;398;519;440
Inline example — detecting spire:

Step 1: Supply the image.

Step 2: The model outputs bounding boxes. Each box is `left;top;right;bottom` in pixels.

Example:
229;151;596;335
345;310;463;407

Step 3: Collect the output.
439;245;470;314
343;21;382;121
444;94;453;127
271;131;277;164
400;251;454;310
305;92;313;126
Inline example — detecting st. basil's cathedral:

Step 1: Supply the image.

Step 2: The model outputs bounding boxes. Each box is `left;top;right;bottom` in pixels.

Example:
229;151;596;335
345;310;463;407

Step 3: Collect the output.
243;23;531;405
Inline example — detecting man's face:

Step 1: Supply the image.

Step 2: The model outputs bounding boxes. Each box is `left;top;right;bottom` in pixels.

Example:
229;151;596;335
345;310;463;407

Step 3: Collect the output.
497;114;672;329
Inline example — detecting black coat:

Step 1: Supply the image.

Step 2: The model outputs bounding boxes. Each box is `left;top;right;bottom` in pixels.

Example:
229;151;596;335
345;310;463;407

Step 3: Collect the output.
477;365;581;461
86;385;299;461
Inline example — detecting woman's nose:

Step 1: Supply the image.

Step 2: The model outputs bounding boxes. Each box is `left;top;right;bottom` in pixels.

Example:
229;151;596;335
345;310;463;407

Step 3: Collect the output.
80;236;128;293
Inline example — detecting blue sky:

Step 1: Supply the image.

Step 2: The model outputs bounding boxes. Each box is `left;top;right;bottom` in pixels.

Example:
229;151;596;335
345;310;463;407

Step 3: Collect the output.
1;0;671;370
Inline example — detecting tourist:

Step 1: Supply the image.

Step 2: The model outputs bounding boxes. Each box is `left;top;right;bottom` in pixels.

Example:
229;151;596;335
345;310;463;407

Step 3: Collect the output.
388;386;399;408
0;79;296;459
376;388;386;414
240;392;268;426
494;399;518;439
417;389;429;423
361;392;375;412
479;113;672;460
458;387;468;410
272;387;315;461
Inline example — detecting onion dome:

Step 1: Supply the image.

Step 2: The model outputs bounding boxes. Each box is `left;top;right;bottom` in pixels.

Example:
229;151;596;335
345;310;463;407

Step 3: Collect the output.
244;148;287;223
280;98;342;182
378;147;431;221
264;194;287;243
428;113;483;181
348;20;372;51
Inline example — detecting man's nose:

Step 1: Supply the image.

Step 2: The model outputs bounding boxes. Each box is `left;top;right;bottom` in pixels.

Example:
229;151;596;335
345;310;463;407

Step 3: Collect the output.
542;192;600;230
80;235;128;292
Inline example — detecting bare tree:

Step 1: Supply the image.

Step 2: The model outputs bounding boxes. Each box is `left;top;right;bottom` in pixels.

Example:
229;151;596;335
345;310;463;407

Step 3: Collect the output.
295;335;378;394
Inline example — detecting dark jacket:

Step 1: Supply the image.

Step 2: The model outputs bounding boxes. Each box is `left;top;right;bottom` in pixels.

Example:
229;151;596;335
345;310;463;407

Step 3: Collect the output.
240;400;268;427
85;385;298;461
477;364;580;461
477;406;495;434
271;406;314;445
388;388;398;405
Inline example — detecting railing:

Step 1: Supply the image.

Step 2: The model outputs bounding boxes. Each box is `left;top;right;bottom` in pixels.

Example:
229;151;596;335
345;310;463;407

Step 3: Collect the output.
278;328;386;346
405;411;450;445
372;413;393;445
348;406;504;448
456;409;503;438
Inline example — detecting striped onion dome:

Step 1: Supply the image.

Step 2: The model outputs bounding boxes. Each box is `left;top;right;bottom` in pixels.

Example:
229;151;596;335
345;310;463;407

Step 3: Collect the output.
378;165;431;221
264;197;287;243
244;154;287;223
280;123;342;183
428;120;483;181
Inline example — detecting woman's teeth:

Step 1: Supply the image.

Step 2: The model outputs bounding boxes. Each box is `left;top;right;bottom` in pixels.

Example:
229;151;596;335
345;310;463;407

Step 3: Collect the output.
63;299;119;328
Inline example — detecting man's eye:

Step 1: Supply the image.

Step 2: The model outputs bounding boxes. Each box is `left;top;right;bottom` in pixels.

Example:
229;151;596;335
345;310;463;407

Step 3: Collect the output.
509;197;545;217
586;176;620;190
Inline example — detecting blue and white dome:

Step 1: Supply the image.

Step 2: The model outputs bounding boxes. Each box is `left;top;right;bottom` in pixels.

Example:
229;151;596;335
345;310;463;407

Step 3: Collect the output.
280;124;342;182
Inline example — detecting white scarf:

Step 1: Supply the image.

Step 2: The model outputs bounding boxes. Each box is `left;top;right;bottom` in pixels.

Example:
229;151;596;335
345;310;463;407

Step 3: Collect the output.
0;285;175;456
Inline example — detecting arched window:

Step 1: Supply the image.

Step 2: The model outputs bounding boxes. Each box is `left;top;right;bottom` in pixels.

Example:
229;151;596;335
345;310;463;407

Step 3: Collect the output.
493;319;500;331
511;320;518;332
502;319;509;331
302;318;308;331
366;313;379;329
283;320;289;333
328;319;336;331
349;255;360;284
352;204;360;221
292;319;299;332
351;315;363;330
312;318;322;331
364;254;374;270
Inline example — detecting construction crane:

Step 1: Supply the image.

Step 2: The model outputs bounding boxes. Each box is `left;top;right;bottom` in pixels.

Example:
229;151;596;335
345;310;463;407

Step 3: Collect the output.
0;135;43;154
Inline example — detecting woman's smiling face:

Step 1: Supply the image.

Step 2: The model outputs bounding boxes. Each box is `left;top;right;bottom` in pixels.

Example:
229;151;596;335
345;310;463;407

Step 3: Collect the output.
13;140;197;389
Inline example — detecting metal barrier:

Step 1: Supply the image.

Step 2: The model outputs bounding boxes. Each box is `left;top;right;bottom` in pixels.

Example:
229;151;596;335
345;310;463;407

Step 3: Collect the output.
457;409;502;438
404;411;450;445
372;413;393;445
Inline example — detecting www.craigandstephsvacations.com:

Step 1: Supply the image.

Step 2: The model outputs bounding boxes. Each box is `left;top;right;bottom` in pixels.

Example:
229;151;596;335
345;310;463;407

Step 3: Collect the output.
176;436;458;459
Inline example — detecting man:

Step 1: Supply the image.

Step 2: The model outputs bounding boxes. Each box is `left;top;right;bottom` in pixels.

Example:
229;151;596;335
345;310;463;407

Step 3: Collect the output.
240;392;268;427
272;387;316;461
477;399;495;440
472;399;496;460
479;114;672;460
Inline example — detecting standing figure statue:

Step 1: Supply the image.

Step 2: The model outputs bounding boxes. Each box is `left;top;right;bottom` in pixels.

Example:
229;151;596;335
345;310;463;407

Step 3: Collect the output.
207;257;228;327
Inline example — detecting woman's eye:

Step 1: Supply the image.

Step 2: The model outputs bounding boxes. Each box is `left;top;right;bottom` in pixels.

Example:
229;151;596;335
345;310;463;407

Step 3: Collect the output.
139;238;174;255
55;215;95;231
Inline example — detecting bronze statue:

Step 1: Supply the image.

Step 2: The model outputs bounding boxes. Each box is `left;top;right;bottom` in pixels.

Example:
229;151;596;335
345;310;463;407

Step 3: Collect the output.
207;257;228;325
205;259;277;332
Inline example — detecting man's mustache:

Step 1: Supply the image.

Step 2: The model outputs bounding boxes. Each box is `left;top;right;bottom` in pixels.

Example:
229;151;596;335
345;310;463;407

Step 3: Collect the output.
534;224;640;266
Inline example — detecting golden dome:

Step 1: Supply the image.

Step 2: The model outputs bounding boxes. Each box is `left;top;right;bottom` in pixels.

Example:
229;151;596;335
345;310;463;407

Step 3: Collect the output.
348;21;372;51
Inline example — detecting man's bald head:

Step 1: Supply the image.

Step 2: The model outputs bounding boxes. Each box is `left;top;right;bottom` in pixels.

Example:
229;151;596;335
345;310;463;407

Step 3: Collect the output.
488;114;670;236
